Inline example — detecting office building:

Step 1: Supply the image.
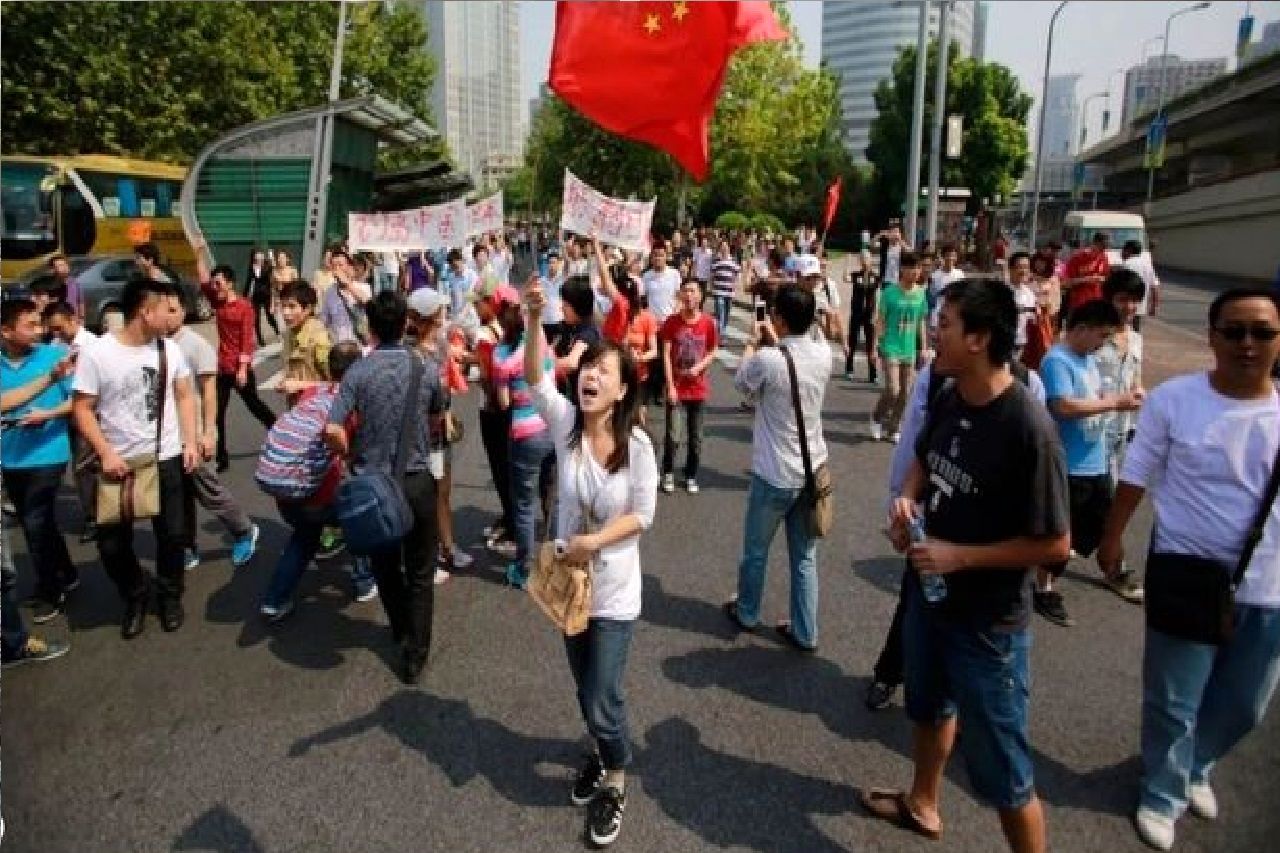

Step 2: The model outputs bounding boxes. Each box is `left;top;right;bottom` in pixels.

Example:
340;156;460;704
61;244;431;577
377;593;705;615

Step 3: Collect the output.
1121;54;1227;125
1245;21;1280;65
822;0;976;162
422;0;523;187
1032;74;1080;194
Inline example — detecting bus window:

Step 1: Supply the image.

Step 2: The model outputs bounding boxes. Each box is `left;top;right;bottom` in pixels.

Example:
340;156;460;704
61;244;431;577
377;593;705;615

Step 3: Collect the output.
0;162;58;260
60;184;95;255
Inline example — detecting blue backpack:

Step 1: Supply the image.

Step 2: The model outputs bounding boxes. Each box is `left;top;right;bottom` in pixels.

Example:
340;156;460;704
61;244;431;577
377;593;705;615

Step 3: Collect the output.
255;387;337;501
336;349;425;556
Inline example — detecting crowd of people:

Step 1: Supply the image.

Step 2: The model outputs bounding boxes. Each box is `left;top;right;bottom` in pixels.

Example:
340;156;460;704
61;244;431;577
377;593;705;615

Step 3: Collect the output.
1;218;1277;852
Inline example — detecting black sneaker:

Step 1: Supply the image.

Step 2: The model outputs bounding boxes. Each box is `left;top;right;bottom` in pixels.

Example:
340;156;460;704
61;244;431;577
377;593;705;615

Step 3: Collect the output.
571;753;606;806
864;680;898;711
587;786;626;847
30;596;64;624
1034;590;1074;627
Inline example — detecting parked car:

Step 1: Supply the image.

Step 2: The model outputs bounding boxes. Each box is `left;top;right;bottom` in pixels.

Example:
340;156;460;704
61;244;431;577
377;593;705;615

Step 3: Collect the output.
5;254;213;332
1062;211;1149;264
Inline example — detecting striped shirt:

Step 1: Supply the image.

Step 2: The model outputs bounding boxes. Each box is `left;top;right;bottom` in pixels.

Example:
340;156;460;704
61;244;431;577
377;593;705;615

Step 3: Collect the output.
710;257;741;298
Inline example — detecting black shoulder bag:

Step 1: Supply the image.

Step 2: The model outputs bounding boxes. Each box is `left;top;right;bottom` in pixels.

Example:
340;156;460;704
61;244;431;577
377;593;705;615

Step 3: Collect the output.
1145;438;1280;645
780;345;833;538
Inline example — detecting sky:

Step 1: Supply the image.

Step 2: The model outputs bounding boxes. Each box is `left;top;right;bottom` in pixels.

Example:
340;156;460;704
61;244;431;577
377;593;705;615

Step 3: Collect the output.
518;0;1280;147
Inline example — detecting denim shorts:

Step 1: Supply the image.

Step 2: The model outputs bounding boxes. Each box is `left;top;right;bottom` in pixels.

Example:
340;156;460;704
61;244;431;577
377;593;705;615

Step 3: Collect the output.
902;575;1036;810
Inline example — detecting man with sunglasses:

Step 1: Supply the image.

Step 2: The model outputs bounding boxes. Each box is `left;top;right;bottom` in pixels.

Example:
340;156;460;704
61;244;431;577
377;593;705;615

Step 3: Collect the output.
1098;287;1280;851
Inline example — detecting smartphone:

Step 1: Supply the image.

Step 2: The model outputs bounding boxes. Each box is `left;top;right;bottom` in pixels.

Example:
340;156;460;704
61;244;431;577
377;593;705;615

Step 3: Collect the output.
755;303;766;322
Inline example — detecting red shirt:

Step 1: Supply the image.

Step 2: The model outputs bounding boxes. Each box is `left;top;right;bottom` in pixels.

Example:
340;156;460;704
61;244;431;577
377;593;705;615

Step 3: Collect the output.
202;284;256;375
602;293;631;344
1063;247;1110;313
661;312;718;402
626;310;659;382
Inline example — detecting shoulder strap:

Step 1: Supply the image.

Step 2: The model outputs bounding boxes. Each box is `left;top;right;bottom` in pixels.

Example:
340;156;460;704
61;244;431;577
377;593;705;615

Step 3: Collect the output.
155;338;167;455
779;345;816;492
1236;428;1280;588
393;347;425;484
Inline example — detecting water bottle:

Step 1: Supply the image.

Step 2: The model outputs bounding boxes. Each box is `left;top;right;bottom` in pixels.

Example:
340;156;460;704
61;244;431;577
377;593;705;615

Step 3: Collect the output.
910;515;948;604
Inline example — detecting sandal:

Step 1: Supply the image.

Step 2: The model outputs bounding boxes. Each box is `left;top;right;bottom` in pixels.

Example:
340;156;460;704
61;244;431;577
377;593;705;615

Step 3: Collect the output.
775;622;817;653
723;600;754;631
858;788;942;841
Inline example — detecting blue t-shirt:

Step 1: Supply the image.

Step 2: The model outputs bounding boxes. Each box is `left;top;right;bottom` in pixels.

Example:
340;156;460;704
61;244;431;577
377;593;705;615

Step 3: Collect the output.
1040;343;1108;476
1;342;73;469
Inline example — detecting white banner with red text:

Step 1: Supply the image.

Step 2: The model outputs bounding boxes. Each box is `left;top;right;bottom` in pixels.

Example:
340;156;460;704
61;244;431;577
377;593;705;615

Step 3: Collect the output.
559;169;655;254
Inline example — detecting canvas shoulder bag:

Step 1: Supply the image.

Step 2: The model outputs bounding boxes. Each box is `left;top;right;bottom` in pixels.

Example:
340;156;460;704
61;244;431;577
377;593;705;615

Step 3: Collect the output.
529;447;597;636
1145;429;1280;645
780;345;833;538
96;338;165;525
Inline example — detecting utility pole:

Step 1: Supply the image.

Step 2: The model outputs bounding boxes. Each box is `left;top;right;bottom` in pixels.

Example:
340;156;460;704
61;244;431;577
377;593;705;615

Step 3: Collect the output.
302;0;349;278
903;0;931;248
1029;1;1069;254
925;0;952;248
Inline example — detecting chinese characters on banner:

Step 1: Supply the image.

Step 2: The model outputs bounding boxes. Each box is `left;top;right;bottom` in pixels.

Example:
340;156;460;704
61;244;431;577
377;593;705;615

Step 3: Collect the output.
466;191;504;237
348;199;467;252
559;169;656;254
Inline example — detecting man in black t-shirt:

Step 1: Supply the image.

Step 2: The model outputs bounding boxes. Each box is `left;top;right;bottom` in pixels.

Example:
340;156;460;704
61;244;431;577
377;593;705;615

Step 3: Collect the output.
859;277;1069;853
845;265;878;382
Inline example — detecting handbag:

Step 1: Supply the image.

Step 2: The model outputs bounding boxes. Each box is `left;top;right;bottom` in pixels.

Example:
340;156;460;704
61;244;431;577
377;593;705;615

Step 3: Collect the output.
336;348;423;556
444;411;465;445
528;451;596;636
96;339;165;525
1145;435;1280;645
780;345;833;538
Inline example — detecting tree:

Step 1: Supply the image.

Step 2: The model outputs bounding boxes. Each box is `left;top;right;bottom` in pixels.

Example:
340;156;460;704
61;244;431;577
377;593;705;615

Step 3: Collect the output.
0;1;444;167
866;39;1031;218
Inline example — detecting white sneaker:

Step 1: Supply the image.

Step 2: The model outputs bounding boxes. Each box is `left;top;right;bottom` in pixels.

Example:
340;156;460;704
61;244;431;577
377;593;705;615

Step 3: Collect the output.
685;479;699;494
661;473;676;494
433;568;451;585
1135;807;1175;851
1188;782;1218;820
869;420;884;442
888;431;901;444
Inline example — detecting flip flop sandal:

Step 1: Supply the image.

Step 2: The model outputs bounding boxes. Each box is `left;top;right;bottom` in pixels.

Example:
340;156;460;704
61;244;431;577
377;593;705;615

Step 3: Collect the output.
858;788;942;841
775;622;817;653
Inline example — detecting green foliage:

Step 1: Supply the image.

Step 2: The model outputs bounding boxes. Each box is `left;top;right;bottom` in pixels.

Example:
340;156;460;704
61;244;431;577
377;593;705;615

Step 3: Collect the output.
0;1;443;167
715;211;752;231
749;212;787;235
866;39;1031;216
514;9;855;233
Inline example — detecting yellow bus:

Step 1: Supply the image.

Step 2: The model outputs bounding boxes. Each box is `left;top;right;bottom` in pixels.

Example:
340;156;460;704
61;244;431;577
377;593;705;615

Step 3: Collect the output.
1;154;194;283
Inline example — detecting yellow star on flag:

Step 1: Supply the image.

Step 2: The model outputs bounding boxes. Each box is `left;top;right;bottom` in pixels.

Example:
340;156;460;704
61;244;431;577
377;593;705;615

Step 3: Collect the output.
643;12;662;35
672;1;690;22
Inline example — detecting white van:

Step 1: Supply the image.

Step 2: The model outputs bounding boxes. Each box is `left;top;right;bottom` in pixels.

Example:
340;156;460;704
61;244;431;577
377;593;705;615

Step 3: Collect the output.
1061;211;1148;265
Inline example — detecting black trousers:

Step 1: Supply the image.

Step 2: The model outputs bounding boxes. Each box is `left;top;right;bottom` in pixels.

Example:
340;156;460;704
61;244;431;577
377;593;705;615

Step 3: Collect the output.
96;457;190;606
846;308;877;379
872;565;909;687
215;370;277;468
478;407;514;532
5;463;77;603
369;471;439;664
252;296;279;346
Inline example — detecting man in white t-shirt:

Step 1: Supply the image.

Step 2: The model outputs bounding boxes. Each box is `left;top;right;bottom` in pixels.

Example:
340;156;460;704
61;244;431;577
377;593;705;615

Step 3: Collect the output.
42;301;101;538
72;278;200;640
1098;287;1280;852
928;243;965;328
642;245;684;403
1121;240;1160;328
162;298;259;574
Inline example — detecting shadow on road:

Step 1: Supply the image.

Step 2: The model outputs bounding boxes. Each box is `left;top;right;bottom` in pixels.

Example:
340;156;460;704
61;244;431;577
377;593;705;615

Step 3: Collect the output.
172;804;266;853
289;690;579;809
639;717;855;853
642;575;740;642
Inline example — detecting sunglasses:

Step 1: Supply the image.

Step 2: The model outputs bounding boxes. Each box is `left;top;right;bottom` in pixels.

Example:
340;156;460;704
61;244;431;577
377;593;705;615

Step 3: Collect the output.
1213;324;1280;343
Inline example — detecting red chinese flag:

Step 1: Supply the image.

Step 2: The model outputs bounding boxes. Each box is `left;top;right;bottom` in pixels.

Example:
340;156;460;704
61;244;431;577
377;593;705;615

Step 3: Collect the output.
549;1;788;182
822;176;843;233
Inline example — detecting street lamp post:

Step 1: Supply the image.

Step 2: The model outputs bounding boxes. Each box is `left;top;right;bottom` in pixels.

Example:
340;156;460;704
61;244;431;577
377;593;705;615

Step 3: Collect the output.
1029;1;1069;254
1079;92;1109;151
925;0;954;248
1146;2;1212;202
903;0;931;248
1140;35;1166;64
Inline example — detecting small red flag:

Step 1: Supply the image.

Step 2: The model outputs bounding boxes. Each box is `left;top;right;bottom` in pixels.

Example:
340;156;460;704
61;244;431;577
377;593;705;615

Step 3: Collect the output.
822;176;843;234
548;1;788;182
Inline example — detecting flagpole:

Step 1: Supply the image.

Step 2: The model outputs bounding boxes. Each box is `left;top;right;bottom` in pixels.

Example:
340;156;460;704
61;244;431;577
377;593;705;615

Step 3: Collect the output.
903;0;931;248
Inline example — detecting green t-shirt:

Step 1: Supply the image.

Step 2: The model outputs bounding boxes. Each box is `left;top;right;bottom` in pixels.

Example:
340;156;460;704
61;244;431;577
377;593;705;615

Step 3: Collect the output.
878;283;927;361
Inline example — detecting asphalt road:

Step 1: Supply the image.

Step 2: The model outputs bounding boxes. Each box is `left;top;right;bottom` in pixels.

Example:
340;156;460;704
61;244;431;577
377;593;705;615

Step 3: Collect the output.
3;285;1276;853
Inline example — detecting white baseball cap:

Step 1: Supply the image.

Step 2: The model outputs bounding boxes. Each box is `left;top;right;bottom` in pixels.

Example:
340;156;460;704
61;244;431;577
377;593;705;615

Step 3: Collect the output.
406;288;448;317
